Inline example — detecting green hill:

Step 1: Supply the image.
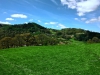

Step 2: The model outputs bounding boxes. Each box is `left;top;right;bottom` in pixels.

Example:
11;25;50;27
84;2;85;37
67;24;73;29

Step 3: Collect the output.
0;22;100;49
0;43;100;75
0;22;50;38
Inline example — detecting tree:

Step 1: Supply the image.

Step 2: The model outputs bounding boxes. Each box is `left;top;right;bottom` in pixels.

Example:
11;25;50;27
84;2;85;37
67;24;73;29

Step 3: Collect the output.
20;33;31;46
0;37;12;49
14;34;25;47
92;37;100;43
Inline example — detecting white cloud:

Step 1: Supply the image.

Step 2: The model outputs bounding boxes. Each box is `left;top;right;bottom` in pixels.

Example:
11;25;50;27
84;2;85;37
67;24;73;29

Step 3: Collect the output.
6;18;14;21
75;18;79;20
11;14;27;18
61;0;77;9
61;0;100;16
29;19;33;22
77;12;84;16
85;19;97;23
90;18;97;22
50;22;58;24
85;16;100;23
85;21;90;23
81;18;87;21
44;22;67;29
38;20;41;22
58;24;67;28
75;18;87;21
51;0;58;5
24;22;28;24
0;21;10;24
45;22;58;25
45;23;49;24
98;16;100;21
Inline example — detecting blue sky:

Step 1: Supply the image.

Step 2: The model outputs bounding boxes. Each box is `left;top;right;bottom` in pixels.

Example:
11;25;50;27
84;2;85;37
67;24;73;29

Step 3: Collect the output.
0;0;100;32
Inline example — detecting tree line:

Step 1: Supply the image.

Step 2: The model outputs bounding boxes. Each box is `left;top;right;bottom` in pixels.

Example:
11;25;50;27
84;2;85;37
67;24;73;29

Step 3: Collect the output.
0;22;100;49
0;33;58;49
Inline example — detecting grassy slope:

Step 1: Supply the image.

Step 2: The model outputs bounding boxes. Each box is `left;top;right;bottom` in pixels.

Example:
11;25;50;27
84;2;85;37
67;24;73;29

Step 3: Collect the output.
0;43;100;75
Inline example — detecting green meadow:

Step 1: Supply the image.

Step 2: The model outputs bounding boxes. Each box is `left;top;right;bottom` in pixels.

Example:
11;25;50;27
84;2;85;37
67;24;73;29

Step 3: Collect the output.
0;42;100;75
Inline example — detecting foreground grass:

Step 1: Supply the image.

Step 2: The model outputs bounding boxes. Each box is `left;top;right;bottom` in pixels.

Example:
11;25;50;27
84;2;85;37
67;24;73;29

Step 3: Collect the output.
0;43;100;75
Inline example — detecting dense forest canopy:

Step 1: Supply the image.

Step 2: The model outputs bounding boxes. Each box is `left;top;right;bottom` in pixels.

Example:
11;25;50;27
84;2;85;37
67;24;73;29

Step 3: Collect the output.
0;22;100;49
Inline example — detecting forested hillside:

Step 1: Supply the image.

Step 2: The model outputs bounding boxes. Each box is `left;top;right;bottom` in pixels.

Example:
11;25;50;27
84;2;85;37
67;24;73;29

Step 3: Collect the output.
0;22;100;49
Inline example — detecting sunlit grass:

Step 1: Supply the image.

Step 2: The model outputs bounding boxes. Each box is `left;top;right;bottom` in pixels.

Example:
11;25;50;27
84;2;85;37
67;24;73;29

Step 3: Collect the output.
0;43;100;75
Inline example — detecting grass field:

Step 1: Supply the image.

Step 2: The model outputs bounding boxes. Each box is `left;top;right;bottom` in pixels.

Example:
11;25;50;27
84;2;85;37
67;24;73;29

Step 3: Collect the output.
0;42;100;75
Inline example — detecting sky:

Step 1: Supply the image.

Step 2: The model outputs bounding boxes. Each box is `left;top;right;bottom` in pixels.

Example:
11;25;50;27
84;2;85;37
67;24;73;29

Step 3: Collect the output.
0;0;100;32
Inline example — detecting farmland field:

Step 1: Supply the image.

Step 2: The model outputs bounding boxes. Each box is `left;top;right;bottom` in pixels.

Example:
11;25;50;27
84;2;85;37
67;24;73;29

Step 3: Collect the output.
0;42;100;75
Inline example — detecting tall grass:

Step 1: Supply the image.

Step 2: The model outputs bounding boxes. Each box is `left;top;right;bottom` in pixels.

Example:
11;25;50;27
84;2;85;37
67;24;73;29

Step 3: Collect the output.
0;43;100;75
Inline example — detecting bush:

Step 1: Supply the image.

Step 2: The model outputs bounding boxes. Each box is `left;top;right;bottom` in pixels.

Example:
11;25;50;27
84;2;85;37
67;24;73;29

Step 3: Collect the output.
92;37;100;43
